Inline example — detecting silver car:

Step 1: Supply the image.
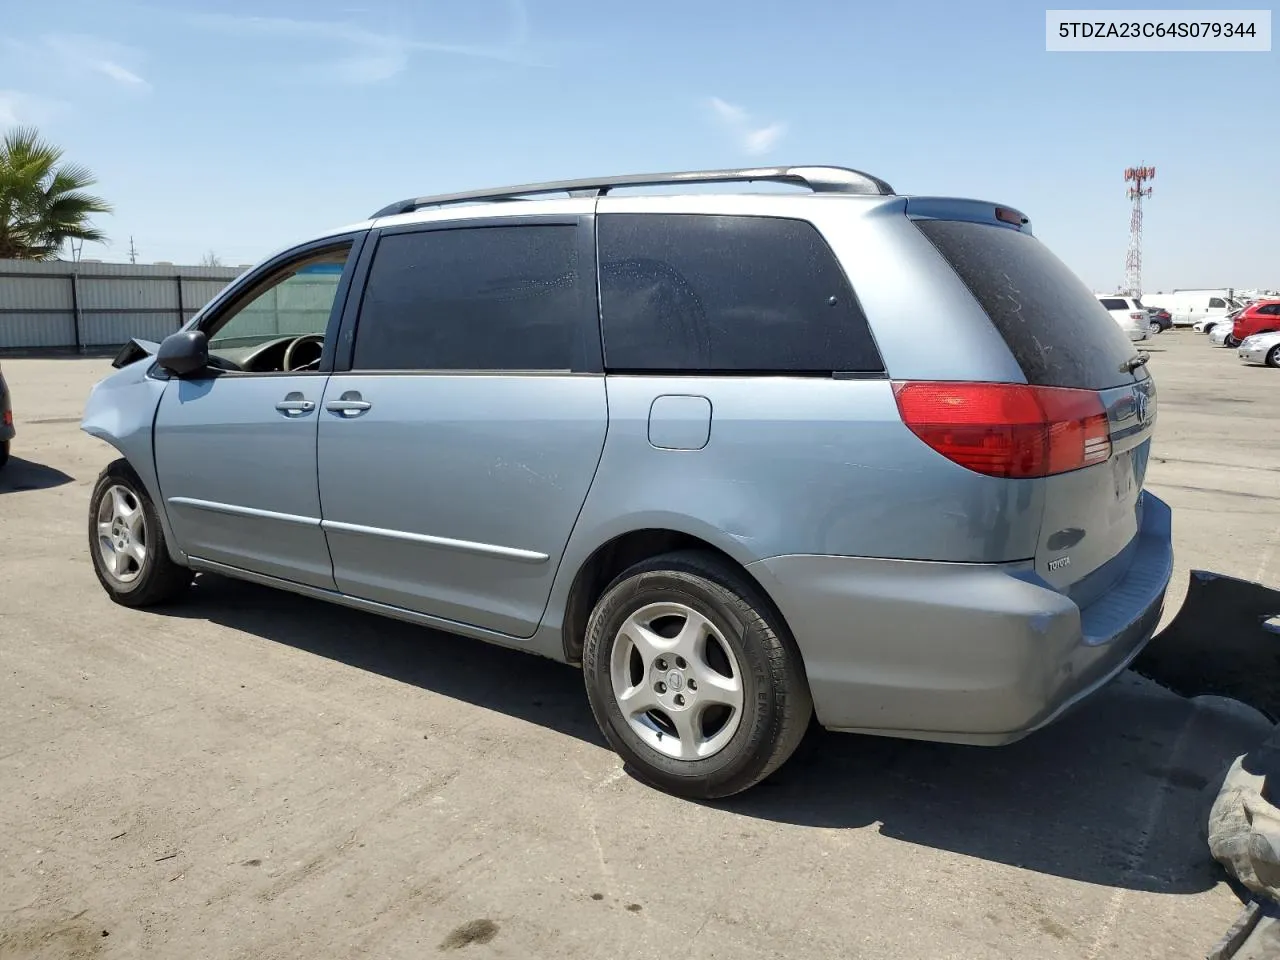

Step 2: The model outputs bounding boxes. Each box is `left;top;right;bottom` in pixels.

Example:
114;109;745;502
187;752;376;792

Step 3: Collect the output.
1238;331;1280;367
81;166;1171;798
1209;323;1235;347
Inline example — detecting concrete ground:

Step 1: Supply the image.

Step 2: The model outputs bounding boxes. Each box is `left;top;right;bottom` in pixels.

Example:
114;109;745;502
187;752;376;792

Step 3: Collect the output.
1;330;1277;959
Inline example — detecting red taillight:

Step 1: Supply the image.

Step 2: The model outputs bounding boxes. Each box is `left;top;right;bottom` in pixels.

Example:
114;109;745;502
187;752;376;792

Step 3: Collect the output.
1129;311;1145;321
1;411;10;427
891;381;1112;479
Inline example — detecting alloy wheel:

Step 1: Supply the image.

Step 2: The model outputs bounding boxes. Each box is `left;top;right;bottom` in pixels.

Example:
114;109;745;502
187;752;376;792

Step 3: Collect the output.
609;602;744;761
95;484;147;584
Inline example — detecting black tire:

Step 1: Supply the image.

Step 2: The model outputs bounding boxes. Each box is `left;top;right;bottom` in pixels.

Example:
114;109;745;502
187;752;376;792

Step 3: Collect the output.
0;439;8;470
582;550;813;799
1226;335;1240;348
89;459;192;607
1267;346;1280;368
1148;321;1161;334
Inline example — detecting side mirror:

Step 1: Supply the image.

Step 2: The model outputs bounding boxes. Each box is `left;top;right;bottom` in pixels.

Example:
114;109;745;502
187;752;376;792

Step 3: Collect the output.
156;330;209;377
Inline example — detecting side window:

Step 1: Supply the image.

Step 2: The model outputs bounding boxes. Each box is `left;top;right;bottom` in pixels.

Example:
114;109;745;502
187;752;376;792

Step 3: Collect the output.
1209;297;1227;309
205;245;351;371
352;225;591;372
597;213;882;373
1100;298;1127;310
1261;304;1280;316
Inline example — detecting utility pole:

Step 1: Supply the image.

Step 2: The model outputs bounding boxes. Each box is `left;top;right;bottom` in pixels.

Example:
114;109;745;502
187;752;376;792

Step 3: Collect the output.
1123;166;1154;297
128;236;139;265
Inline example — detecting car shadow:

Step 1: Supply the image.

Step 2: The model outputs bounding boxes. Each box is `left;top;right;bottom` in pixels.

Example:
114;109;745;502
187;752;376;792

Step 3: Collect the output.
0;456;76;493
166;573;1265;897
170;573;608;747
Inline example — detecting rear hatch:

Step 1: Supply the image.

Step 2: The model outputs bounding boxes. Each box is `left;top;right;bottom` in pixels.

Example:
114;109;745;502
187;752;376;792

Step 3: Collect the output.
908;209;1156;608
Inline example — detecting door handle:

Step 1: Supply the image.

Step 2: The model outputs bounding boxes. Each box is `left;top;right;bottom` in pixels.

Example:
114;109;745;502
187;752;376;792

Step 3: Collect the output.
275;393;315;416
326;391;372;417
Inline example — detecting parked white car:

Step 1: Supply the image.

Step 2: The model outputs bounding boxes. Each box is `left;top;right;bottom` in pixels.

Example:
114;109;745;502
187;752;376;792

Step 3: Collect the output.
1197;308;1243;336
1208;323;1235;346
1237;331;1280;367
1095;295;1149;342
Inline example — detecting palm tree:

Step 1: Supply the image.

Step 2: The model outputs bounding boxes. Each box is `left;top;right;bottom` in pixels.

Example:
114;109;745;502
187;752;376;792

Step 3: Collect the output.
0;126;111;260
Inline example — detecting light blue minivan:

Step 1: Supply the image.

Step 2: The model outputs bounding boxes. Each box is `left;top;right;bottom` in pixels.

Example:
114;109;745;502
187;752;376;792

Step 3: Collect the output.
82;166;1172;798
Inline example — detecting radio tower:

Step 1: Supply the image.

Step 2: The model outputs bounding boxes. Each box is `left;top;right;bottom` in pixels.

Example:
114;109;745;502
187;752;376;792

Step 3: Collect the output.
1123;166;1154;297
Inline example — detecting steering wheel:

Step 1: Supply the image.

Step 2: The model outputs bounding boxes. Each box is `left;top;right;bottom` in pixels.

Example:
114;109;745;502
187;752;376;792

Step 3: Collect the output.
282;334;325;372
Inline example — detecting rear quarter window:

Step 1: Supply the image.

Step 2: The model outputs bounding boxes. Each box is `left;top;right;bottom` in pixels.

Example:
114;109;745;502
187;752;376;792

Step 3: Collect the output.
597;213;883;374
915;219;1138;391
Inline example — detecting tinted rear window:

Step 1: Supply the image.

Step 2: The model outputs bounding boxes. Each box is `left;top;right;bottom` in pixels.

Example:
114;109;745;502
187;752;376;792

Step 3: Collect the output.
598;213;882;373
916;219;1137;390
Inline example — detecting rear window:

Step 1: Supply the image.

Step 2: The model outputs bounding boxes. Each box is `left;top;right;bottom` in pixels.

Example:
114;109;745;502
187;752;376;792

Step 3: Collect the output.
916;219;1138;390
598;213;883;374
1099;298;1128;310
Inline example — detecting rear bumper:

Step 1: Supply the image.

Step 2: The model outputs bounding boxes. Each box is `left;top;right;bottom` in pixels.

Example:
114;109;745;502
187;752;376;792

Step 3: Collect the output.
0;371;13;441
747;492;1173;745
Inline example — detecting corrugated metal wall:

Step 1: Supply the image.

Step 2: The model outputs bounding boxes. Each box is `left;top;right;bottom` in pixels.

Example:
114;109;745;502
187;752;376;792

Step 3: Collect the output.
0;260;247;350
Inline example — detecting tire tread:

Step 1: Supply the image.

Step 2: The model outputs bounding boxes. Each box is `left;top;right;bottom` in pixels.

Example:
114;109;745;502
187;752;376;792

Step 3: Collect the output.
89;459;192;607
584;549;812;798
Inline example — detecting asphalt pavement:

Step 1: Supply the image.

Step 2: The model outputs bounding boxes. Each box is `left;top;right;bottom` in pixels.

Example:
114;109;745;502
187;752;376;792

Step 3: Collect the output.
1;330;1277;959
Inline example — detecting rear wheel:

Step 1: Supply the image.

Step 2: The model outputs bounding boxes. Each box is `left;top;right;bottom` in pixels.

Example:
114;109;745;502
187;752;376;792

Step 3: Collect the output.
1226;335;1241;348
1148;320;1162;334
0;440;8;470
582;551;812;799
1267;345;1280;368
89;459;192;607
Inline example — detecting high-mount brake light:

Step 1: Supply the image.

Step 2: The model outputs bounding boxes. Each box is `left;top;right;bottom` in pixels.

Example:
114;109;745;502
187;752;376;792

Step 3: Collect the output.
891;382;1112;479
994;206;1028;226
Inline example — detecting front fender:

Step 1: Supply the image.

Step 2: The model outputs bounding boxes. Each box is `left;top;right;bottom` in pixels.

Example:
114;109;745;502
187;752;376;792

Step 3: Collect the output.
81;359;184;563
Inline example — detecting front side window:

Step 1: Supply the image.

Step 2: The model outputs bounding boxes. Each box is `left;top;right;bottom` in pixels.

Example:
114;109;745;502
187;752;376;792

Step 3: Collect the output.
204;246;351;371
597;213;882;374
352;225;590;372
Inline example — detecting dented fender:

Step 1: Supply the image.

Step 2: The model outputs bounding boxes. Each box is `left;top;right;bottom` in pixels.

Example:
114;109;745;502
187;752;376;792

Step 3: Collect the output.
81;358;184;563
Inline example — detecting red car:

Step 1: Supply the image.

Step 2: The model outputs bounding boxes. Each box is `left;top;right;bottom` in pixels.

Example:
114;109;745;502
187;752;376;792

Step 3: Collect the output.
1232;299;1280;346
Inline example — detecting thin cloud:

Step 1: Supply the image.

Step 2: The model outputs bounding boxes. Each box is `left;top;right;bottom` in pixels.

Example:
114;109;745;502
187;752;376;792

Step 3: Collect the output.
707;96;787;156
4;35;150;92
42;35;151;90
190;0;541;85
91;59;148;87
0;90;69;129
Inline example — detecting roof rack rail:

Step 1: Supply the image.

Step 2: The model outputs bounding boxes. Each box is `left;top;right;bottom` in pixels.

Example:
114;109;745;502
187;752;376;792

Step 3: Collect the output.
370;165;895;219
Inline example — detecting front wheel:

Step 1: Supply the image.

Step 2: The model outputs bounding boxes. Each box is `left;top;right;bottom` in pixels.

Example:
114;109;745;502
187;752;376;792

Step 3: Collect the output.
582;551;812;799
89;459;192;607
1267;345;1280;368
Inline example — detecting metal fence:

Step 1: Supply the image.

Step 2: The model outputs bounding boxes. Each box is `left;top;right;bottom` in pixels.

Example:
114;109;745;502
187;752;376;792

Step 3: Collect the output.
0;259;246;351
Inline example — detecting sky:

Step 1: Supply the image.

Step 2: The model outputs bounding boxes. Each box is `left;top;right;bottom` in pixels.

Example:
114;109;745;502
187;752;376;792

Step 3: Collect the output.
0;0;1275;292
